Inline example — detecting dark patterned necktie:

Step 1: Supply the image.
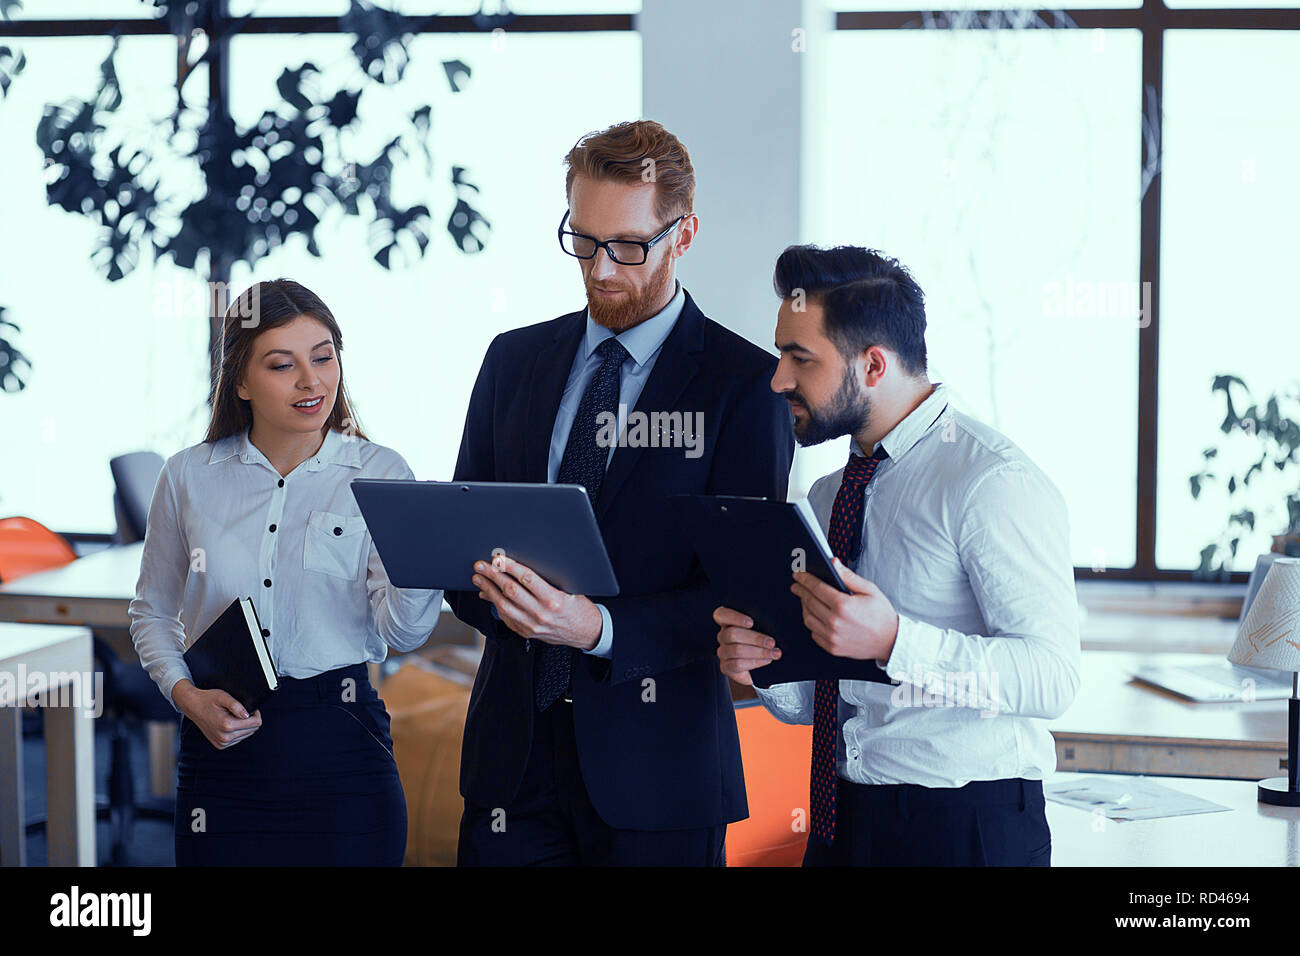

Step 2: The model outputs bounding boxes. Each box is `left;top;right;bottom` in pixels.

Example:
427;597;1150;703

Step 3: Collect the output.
534;336;631;711
810;445;888;845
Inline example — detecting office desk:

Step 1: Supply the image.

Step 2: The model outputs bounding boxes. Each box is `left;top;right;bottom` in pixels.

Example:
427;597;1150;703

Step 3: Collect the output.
0;624;96;866
0;539;464;630
0;542;144;628
1079;611;1239;654
1050;651;1289;780
0;542;472;796
1049;772;1300;866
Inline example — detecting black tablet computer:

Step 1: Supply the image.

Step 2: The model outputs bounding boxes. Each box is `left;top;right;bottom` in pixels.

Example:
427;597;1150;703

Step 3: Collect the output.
350;479;619;596
675;494;893;688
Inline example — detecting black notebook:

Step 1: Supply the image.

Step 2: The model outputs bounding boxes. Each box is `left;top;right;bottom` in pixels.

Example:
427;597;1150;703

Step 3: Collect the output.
675;495;895;689
183;597;278;713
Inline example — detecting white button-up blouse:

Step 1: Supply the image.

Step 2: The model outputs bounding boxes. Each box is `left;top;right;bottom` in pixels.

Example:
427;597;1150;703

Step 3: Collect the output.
128;426;443;710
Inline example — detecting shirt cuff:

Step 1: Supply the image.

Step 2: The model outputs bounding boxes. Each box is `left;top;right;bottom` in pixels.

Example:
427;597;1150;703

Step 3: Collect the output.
161;668;191;715
584;603;614;658
881;611;943;684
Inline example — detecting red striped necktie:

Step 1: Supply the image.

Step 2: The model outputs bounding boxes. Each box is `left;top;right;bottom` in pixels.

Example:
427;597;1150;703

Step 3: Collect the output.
810;445;888;845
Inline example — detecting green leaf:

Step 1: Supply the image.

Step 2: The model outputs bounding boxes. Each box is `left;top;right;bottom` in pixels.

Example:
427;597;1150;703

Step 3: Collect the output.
1195;543;1218;578
1243;455;1266;485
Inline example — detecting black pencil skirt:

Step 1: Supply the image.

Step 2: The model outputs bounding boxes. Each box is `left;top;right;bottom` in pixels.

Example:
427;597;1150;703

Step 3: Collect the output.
173;662;407;866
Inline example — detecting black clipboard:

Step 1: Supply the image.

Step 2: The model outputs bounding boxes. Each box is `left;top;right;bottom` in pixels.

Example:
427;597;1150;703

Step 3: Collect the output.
351;479;619;596
675;494;893;688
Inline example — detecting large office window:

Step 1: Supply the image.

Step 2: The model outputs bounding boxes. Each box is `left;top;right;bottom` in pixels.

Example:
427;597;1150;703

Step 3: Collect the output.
226;30;640;487
0;3;639;535
0;36;213;534
824;2;1300;577
807;25;1142;571
1157;30;1300;572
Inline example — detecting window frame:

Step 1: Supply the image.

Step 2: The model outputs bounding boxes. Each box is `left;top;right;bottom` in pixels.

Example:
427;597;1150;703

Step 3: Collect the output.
836;1;1300;581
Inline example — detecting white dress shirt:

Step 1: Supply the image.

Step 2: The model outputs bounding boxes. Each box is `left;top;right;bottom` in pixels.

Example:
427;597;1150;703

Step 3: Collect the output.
129;426;444;711
755;382;1081;788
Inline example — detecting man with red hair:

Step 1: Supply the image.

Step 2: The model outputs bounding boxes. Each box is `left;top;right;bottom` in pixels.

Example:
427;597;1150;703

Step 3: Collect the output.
447;119;794;865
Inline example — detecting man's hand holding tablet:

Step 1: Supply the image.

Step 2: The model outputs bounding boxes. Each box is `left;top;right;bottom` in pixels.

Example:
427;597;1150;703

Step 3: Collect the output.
473;552;604;651
712;607;782;686
713;556;899;685
789;557;899;664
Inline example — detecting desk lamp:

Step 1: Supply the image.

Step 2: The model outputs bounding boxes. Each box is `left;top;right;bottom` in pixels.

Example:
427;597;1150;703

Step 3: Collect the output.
1229;557;1300;806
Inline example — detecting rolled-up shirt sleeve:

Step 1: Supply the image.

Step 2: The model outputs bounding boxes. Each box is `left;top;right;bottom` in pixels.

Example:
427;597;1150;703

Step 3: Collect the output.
754;679;815;725
127;456;193;712
882;461;1081;720
364;453;444;651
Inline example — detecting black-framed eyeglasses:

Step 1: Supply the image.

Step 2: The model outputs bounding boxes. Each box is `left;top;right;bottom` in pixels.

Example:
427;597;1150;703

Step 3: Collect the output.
557;209;686;266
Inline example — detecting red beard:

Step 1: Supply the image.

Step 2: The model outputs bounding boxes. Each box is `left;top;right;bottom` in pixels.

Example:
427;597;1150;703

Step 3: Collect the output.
585;251;674;331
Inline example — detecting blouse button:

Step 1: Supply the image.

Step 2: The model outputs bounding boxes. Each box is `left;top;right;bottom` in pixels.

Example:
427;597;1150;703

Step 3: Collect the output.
261;628;270;638
333;526;342;536
277;479;284;488
263;579;272;588
269;523;277;533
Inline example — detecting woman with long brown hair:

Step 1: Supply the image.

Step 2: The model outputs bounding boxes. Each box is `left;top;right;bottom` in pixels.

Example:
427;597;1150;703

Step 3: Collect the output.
128;278;441;866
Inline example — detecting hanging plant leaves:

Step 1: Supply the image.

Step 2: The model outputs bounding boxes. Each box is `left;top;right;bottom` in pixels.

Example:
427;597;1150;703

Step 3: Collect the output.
1212;373;1247;431
0;308;31;393
447;166;490;252
447;197;490;252
442;59;471;93
276;63;321;114
327;88;361;128
0;45;26;99
36;41;162;280
343;0;418;85
471;0;517;31
33;4;488;297
410;105;433;174
1243;454;1266;485
451;165;480;193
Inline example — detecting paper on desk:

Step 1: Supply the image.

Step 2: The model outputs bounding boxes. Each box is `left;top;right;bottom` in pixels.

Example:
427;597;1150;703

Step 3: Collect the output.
1045;775;1230;822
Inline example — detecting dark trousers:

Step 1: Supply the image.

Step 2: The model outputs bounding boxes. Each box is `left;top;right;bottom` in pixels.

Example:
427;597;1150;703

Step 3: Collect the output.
457;698;725;866
174;663;406;866
803;777;1051;867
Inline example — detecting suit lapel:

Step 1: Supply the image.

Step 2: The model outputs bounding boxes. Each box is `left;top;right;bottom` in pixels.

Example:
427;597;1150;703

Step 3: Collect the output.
524;313;585;482
595;292;707;521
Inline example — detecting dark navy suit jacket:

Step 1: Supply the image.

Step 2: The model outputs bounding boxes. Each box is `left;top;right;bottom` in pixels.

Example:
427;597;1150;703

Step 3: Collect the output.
447;289;794;831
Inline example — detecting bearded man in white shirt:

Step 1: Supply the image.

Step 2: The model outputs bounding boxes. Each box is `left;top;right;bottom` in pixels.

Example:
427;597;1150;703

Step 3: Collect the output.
714;244;1080;866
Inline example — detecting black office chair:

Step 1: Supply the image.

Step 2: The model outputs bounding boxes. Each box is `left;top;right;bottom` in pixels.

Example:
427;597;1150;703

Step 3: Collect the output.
96;451;176;863
110;452;165;544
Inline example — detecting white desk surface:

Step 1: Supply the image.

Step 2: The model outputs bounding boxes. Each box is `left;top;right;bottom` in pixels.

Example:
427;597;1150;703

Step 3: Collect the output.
0;542;144;601
1049;771;1300;866
0;541;454;626
1053;650;1288;747
1079;610;1241;654
0;622;96;866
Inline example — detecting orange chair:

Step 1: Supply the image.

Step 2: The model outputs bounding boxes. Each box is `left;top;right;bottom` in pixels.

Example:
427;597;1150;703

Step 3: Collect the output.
0;516;78;582
726;699;813;866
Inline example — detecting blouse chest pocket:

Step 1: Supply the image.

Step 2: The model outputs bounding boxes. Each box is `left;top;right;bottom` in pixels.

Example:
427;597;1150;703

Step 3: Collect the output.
303;510;369;581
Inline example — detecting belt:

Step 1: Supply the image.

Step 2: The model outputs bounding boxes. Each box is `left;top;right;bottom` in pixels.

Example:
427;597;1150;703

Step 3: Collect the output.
837;777;1042;814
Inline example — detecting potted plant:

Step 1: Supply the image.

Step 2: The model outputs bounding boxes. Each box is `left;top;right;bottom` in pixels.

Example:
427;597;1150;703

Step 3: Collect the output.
1190;374;1300;579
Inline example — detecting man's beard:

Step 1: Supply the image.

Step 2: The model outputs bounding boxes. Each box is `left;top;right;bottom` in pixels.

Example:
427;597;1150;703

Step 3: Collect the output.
585;251;673;331
790;363;870;447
